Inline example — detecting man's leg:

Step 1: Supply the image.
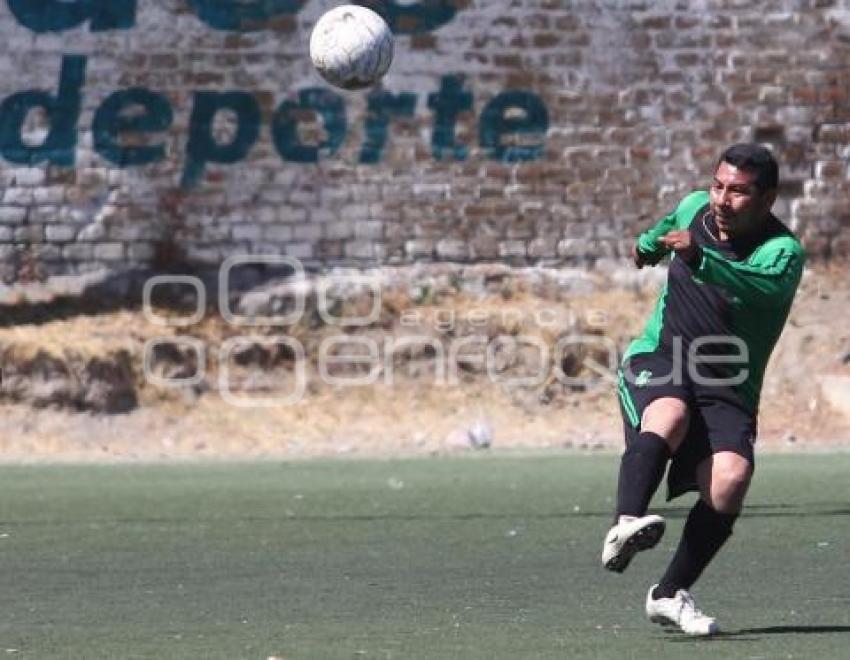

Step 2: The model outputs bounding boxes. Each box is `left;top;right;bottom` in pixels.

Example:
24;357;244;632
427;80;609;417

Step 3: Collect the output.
653;451;751;596
644;450;751;635
603;396;690;572
616;397;690;518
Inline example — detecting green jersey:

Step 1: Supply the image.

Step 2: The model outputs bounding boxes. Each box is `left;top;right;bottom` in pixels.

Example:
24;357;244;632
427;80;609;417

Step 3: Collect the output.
624;190;805;414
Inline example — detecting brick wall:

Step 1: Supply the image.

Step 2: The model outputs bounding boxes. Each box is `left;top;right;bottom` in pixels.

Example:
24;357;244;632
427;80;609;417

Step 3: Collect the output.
1;0;849;282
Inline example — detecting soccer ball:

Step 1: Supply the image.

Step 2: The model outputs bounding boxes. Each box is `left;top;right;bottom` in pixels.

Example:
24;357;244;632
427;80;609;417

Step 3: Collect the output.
309;5;394;90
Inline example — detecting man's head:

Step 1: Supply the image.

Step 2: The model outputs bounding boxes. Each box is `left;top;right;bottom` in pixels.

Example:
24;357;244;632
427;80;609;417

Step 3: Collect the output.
709;143;779;238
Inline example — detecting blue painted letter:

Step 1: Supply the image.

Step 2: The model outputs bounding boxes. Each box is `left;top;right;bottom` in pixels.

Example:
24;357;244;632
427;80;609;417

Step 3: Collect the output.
93;88;173;166
479;92;548;162
0;55;86;166
182;91;261;187
188;0;305;30
356;1;457;35
272;88;346;163
359;90;416;164
427;75;472;161
7;0;136;33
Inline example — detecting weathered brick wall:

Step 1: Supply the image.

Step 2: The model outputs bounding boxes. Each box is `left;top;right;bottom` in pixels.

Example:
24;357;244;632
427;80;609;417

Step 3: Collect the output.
1;0;849;282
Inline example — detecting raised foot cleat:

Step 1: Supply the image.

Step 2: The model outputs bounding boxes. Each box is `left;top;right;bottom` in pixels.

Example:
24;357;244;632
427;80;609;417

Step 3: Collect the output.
601;514;666;573
645;585;719;636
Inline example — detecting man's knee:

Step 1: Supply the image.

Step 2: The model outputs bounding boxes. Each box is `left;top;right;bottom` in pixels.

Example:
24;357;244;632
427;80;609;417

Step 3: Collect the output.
713;466;751;500
701;452;753;513
641;397;690;452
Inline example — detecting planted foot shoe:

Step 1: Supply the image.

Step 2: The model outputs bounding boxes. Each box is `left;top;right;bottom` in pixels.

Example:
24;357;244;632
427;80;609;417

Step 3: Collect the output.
645;584;719;636
601;514;665;573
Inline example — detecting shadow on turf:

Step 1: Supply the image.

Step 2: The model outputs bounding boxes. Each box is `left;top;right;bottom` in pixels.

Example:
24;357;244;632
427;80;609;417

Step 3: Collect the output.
735;625;850;635
664;625;850;642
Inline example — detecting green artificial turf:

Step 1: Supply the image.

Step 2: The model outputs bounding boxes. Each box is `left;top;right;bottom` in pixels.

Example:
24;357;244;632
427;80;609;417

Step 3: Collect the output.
0;453;847;658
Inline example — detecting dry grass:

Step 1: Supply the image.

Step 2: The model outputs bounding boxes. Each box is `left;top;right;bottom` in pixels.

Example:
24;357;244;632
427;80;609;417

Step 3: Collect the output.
0;265;847;459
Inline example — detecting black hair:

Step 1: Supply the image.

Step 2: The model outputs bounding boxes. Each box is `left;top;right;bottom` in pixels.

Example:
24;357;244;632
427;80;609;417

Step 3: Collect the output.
718;143;779;191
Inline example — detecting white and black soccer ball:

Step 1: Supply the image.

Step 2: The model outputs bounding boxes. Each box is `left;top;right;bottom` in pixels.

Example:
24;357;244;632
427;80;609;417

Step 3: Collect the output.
309;4;394;90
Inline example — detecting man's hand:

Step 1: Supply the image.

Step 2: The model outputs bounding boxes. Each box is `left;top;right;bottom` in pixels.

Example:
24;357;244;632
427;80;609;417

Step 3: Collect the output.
657;230;701;266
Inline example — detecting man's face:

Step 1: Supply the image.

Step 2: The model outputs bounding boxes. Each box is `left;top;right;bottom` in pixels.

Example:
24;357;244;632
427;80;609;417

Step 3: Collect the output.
709;161;776;238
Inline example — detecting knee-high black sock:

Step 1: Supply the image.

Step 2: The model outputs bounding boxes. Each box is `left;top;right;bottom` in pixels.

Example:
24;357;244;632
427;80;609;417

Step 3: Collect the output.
615;431;670;520
653;499;738;599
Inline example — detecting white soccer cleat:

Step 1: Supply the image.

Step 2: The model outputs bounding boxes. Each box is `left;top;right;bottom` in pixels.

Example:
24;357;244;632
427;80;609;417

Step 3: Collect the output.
645;584;719;636
601;514;666;573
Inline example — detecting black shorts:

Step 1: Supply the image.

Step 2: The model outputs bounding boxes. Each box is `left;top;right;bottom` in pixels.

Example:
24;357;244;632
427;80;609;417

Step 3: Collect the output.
617;351;756;500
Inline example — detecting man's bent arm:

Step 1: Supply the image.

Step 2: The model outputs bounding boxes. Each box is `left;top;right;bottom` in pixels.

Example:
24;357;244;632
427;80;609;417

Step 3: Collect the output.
636;191;708;264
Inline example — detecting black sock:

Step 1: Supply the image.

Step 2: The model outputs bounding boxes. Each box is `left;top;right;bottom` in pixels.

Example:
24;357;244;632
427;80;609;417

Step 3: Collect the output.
653;499;738;599
615;431;670;520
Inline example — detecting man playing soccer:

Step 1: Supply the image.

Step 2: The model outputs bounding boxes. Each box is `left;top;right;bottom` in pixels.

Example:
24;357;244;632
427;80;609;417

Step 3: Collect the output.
602;143;805;635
